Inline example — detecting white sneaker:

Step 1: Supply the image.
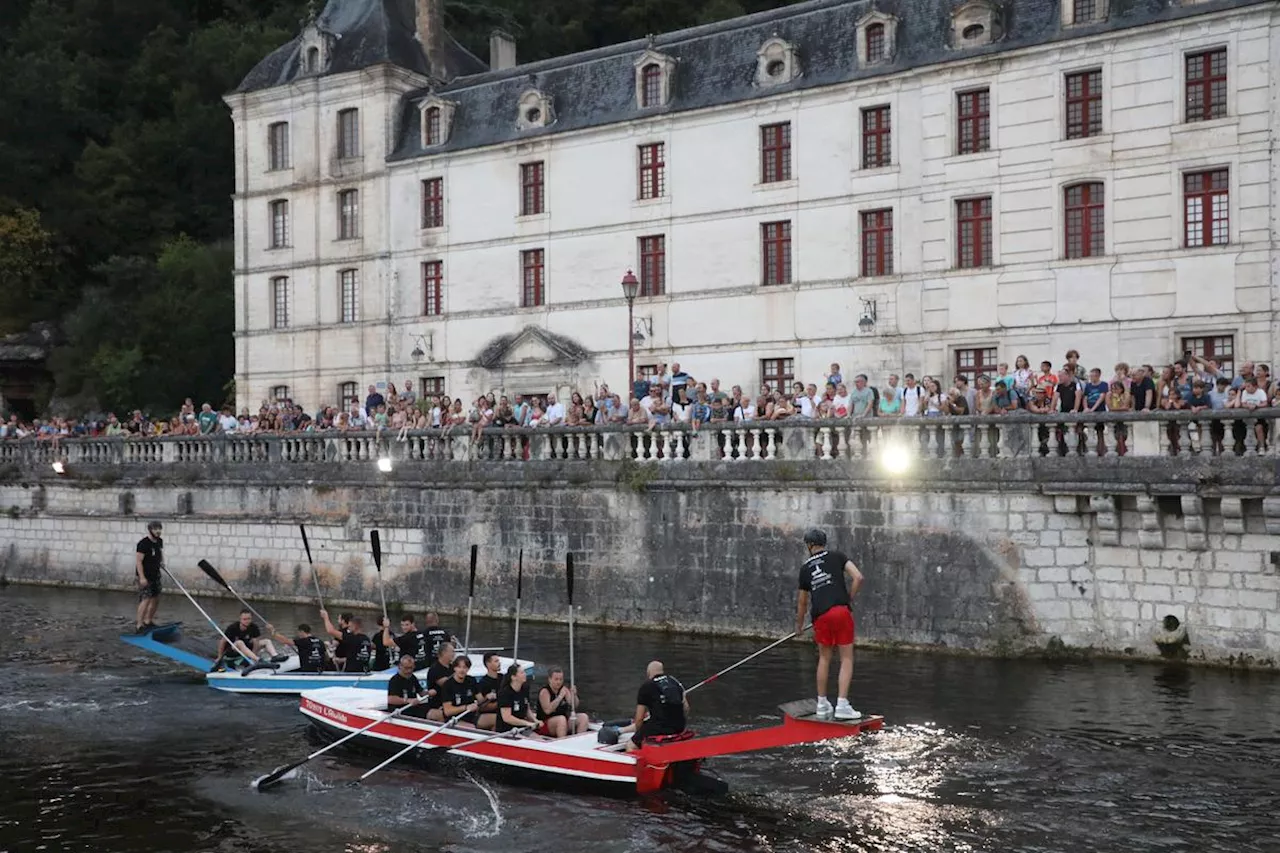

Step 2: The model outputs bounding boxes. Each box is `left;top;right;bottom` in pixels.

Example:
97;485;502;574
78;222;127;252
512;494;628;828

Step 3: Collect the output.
815;697;834;719
834;699;859;721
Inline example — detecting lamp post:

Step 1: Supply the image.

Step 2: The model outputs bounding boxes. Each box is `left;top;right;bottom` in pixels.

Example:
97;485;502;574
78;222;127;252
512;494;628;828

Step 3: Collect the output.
621;270;640;398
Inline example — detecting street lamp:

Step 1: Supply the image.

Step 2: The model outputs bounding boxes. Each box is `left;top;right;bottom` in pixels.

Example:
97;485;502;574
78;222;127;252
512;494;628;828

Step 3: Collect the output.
621;269;640;397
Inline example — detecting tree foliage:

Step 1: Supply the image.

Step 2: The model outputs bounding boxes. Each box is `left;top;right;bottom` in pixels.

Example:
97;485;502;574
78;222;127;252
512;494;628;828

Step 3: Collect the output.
2;0;796;413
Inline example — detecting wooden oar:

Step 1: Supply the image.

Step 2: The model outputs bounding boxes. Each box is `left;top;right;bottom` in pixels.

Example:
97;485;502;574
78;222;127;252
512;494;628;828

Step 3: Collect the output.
462;544;477;653
161;564;259;663
685;624;811;694
197;560;272;626
566;552;577;718
512;549;523;663
355;713;463;782
299;524;324;610
254;697;429;790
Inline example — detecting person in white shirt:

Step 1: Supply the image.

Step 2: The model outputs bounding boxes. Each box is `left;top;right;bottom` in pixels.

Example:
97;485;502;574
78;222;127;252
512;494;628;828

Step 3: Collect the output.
544;393;566;426
831;383;852;418
900;374;926;417
1236;377;1270;449
734;395;755;423
217;409;238;433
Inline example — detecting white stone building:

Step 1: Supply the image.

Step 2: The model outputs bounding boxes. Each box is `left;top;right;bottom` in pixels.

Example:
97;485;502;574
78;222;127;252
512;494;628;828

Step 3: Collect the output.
225;0;1280;410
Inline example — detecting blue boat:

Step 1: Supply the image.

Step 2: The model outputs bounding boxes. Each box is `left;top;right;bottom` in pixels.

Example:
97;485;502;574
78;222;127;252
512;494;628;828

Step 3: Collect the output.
120;622;533;695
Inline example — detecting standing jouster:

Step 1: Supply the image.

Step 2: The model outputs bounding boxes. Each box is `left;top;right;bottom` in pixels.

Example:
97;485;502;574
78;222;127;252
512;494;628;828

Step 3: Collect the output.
134;521;164;633
795;528;864;721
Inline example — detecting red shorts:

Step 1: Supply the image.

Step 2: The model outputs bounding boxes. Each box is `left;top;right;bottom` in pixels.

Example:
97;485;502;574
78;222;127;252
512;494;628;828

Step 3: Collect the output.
813;606;855;647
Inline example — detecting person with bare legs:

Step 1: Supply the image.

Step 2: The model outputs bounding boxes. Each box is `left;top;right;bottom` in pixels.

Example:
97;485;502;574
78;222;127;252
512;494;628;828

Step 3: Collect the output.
795;529;863;720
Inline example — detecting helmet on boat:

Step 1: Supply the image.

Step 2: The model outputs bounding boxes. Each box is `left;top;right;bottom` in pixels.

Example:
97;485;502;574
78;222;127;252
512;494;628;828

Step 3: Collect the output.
802;528;826;546
597;725;621;745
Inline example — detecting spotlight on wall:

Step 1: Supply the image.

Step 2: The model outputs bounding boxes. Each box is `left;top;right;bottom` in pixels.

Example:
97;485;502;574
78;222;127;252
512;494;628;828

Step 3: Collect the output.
880;442;911;476
51;460;67;475
376;456;393;473
859;298;878;332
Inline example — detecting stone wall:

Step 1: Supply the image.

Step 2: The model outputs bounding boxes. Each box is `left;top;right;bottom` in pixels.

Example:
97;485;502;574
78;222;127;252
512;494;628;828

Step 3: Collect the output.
0;441;1277;667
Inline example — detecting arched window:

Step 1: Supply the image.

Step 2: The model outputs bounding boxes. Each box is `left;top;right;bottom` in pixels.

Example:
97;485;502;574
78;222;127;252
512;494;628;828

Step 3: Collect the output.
305;46;320;73
865;24;886;63
424;106;441;145
640;63;662;107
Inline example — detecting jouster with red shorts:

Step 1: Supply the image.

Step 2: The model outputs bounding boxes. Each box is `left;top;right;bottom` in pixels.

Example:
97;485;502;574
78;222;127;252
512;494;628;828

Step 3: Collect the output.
798;549;856;646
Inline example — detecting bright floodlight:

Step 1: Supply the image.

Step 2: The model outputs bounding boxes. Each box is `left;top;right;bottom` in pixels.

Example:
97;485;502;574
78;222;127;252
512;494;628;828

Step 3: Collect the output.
376;456;393;473
51;460;66;475
880;443;911;476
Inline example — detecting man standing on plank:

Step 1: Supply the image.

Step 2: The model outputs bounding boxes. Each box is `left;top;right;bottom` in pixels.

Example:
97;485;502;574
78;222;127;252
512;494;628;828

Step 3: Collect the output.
134;521;164;633
795;528;863;721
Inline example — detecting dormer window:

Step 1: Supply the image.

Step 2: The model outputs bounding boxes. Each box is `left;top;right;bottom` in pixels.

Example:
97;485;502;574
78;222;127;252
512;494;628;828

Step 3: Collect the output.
417;95;457;148
1062;0;1109;25
756;37;801;87
950;0;1002;48
633;50;676;109
517;89;553;130
298;22;333;75
856;12;898;66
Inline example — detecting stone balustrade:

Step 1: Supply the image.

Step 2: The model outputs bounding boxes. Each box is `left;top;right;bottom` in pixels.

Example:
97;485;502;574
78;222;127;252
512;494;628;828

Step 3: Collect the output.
2;410;1278;469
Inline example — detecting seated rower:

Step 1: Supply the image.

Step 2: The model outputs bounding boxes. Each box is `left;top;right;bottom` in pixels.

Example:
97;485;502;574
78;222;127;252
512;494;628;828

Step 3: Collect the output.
320;610;373;673
537;666;590;738
476;652;503;715
386;654;428;718
495;663;539;734
381;613;432;671
422;642;456;720
216;609;287;669
622;660;689;753
435;655;495;730
268;623;330;673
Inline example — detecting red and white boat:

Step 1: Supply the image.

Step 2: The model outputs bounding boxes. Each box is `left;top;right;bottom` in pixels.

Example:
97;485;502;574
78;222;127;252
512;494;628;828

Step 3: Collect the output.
299;687;883;794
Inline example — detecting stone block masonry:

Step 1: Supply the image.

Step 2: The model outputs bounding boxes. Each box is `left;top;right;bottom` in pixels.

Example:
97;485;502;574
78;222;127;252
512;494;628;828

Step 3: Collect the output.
0;449;1277;668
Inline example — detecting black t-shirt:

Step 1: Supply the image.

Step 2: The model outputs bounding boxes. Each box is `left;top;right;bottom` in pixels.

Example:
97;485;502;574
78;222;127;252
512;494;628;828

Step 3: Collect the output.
538;684;569;720
424;662;453;707
438;676;478;713
636;674;686;735
1056;381;1078;413
395;630;432;669
425;627;451;657
337;631;373;673
295;635;326;672
224;621;261;646
476;673;502;699
136;536;163;581
1132;377;1156;410
496;683;531;732
798;550;852;620
386;673;424;710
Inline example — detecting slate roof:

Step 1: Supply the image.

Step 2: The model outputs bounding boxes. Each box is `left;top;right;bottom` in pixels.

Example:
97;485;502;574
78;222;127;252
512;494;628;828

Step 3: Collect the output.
235;0;486;94
385;0;1265;161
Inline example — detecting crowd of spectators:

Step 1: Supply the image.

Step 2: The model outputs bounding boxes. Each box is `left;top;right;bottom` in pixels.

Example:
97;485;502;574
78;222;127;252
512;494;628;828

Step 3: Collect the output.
2;352;1277;452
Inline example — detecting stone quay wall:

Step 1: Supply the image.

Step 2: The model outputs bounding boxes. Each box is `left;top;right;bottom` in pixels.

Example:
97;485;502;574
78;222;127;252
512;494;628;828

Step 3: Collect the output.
0;413;1277;667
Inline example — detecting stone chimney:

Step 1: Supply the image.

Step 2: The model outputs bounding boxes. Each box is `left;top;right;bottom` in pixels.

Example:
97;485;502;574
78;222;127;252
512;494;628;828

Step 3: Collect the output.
416;0;447;80
489;30;517;71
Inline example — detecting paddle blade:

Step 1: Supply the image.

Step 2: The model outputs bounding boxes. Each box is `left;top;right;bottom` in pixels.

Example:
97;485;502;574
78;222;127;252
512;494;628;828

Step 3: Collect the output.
197;559;230;591
566;553;574;605
254;760;303;791
516;549;523;598
299;525;313;564
370;530;382;571
469;545;478;596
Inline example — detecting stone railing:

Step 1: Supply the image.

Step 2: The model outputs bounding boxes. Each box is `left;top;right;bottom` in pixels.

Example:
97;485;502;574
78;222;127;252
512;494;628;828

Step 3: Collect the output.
2;410;1278;469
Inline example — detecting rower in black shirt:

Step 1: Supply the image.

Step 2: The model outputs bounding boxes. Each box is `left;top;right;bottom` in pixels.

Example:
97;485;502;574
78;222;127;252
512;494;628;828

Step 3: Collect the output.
268;623;329;673
622;661;689;752
422;642;457;720
476;652;503;714
496;663;539;734
321;610;373;673
133;521;164;633
381;613;432;670
421;611;456;658
537;666;590;738
217;610;287;668
436;655;493;729
386;654;428;718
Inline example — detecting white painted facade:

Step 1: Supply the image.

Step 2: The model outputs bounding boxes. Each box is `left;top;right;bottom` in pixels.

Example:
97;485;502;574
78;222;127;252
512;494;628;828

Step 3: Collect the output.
226;3;1280;410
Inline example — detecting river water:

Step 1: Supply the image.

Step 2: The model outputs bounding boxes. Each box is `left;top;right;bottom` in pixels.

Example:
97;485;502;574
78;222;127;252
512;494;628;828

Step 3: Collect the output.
0;585;1277;853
